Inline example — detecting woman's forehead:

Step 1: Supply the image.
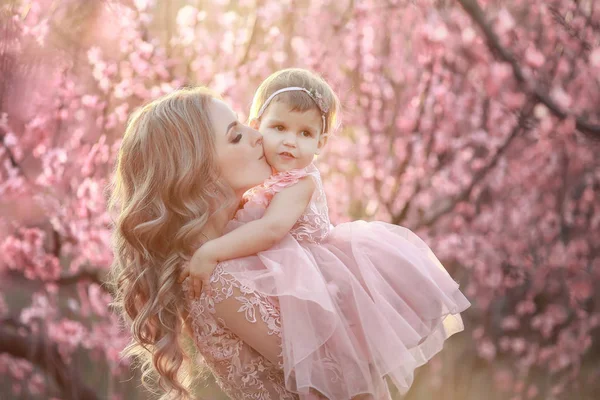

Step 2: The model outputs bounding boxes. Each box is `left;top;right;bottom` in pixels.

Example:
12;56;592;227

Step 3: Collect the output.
209;99;237;134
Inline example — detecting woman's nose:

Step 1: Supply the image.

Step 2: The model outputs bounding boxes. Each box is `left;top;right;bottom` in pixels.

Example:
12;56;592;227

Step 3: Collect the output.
249;129;263;146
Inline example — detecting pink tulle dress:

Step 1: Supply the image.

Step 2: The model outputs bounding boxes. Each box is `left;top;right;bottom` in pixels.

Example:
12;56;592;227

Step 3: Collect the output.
215;163;470;399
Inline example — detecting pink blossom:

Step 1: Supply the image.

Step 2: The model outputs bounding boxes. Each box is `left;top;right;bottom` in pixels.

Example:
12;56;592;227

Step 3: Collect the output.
516;300;536;316
589;48;600;68
550;86;572;108
496;8;516;34
527;385;538;398
511;338;526;354
478;339;497;361
1;0;598;397
0;294;7;316
27;373;45;395
494;369;514;390
525;47;546;68
48;319;87;358
176;5;198;28
501;316;520;330
133;0;153;12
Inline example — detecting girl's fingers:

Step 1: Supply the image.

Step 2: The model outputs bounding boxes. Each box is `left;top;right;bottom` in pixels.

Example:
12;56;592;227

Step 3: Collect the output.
193;278;203;298
177;269;189;283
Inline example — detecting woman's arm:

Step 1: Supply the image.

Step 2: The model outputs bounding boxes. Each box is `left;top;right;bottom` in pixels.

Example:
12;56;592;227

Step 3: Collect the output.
206;276;328;399
211;284;283;367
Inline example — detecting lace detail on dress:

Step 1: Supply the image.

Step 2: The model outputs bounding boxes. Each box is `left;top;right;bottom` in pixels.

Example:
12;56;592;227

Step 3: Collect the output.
185;264;298;399
290;166;331;244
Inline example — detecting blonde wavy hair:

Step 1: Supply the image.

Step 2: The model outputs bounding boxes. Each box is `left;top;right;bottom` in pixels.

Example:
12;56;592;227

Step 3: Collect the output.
108;87;232;399
249;68;341;136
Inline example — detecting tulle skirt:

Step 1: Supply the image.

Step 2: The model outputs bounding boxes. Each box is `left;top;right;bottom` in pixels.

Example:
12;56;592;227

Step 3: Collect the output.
221;220;471;399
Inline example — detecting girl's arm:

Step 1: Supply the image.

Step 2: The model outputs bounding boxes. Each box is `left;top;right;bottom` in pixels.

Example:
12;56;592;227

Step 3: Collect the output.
201;176;315;261
181;176;316;296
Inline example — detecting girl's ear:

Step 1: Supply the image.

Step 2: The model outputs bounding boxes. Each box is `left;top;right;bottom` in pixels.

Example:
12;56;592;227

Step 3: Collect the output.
249;118;260;130
317;133;329;153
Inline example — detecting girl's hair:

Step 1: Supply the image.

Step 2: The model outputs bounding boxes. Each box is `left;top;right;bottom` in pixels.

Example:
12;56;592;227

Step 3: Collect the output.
108;86;233;399
249;68;341;135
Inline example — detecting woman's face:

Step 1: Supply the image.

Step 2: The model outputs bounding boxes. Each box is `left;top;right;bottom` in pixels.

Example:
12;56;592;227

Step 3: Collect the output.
209;99;271;196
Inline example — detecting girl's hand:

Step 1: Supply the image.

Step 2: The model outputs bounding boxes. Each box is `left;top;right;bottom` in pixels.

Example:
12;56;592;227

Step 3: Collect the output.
190;249;217;299
178;243;219;299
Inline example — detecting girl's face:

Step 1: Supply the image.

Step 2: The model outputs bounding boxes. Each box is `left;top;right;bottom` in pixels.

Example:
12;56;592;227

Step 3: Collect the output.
209;99;271;196
255;101;327;173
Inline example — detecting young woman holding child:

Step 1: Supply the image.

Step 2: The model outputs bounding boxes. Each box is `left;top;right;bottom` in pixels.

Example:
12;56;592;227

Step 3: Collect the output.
110;69;469;400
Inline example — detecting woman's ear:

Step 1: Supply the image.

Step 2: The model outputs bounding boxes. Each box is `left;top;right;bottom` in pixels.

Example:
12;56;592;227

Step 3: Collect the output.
249;118;260;130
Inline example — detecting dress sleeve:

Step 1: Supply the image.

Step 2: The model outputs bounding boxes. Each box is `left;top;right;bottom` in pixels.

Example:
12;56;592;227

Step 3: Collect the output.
213;287;283;367
267;168;310;194
240;168;313;214
193;264;284;368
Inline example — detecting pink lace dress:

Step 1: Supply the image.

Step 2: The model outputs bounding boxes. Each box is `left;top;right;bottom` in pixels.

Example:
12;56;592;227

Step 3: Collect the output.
184;265;297;399
186;163;470;399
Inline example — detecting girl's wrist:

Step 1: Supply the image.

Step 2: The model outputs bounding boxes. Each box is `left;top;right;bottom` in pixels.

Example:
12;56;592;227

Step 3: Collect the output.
200;239;220;262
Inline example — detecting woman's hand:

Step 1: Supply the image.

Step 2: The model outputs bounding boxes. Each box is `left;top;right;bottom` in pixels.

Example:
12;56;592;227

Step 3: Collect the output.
178;242;219;299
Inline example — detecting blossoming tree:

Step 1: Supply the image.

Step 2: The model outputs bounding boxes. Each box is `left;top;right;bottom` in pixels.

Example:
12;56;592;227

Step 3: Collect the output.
1;0;598;398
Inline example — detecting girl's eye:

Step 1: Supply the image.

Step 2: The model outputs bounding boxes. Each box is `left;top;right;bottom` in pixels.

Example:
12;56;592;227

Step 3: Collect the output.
232;133;242;143
275;125;284;131
301;131;312;138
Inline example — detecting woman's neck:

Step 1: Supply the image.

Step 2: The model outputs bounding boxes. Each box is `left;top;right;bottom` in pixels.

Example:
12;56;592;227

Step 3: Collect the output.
201;197;240;239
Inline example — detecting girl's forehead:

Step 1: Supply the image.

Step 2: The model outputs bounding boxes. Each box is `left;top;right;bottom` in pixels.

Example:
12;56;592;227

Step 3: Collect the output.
264;101;321;121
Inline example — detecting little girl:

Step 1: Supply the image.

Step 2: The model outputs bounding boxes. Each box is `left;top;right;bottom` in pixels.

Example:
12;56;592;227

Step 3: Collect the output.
184;69;470;399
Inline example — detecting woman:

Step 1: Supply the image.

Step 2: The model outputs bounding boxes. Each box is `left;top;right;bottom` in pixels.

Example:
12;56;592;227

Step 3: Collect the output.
109;87;300;399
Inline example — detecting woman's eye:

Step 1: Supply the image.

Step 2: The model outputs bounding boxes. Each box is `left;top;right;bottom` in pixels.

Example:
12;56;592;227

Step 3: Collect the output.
232;133;242;143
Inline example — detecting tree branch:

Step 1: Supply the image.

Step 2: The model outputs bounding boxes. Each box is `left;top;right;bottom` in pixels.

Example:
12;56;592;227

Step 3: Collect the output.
333;0;355;35
548;5;593;52
413;103;534;230
55;269;107;288
574;0;600;32
0;132;19;169
457;0;600;139
0;322;99;400
387;66;434;223
0;127;31;183
236;1;261;68
313;0;355;68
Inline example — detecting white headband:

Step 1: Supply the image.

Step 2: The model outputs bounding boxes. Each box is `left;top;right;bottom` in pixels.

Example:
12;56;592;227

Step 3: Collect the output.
256;86;328;135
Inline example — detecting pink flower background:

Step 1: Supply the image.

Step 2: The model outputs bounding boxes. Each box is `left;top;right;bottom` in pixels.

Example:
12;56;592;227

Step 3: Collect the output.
0;0;599;399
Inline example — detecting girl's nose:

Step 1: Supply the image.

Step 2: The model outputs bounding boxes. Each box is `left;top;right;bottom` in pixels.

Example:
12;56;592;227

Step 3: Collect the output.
282;133;296;147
